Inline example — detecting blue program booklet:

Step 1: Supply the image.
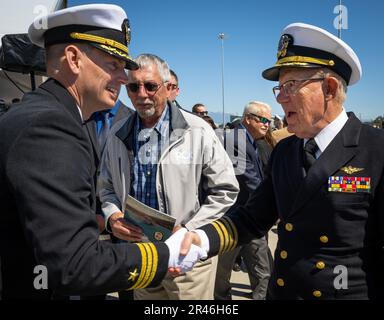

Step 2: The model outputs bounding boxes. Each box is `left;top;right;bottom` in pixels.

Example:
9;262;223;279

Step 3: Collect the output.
124;195;176;242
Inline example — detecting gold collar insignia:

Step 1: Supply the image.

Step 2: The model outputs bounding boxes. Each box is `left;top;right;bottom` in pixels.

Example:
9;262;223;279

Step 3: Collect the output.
340;166;364;175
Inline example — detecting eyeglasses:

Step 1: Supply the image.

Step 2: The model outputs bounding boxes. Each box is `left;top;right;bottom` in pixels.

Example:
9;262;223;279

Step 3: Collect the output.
170;84;178;90
272;77;325;99
248;113;272;125
194;111;208;116
127;82;163;94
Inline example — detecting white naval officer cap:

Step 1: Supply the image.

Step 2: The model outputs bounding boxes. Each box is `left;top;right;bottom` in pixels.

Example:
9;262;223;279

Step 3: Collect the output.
262;22;362;85
28;3;138;70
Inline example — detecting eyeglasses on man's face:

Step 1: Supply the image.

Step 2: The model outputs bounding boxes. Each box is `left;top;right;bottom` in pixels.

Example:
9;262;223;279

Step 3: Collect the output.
248;113;272;125
195;111;208;116
170;83;178;90
272;77;325;99
127;82;163;95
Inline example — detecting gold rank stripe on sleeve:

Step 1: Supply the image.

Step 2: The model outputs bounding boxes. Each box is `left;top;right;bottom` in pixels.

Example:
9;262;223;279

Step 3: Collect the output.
129;243;158;290
141;243;158;289
220;217;238;251
212;217;238;254
211;220;225;253
214;220;228;254
128;243;147;290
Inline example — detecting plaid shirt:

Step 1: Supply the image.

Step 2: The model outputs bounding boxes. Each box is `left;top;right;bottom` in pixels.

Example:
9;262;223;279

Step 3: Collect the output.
131;106;170;210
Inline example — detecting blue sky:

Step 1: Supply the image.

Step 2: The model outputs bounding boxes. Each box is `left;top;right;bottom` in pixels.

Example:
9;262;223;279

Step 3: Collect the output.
69;0;383;121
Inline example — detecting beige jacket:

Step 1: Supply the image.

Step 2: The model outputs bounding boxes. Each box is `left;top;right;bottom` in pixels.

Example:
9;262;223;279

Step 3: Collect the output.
272;127;294;143
98;103;239;231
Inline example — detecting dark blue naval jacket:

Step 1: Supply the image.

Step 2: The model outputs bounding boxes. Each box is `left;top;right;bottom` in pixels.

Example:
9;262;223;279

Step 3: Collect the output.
201;113;384;299
0;79;168;299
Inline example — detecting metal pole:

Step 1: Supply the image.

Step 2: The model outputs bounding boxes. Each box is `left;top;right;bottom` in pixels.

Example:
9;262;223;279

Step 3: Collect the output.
338;0;342;39
218;33;225;128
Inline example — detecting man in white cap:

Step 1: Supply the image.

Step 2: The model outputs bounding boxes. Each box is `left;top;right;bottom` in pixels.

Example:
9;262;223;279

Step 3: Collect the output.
173;22;384;299
0;4;205;299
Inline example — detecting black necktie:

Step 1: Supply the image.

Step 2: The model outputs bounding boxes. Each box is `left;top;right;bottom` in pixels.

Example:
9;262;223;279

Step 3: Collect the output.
98;111;110;148
303;138;318;172
252;139;264;180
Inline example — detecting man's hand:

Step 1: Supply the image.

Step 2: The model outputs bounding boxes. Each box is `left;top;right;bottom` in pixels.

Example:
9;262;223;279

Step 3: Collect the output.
165;228;206;275
172;225;183;233
180;231;202;255
108;211;144;242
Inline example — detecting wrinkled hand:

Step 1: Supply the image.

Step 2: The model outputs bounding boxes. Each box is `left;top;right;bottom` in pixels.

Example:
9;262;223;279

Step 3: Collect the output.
165;228;206;275
108;211;144;242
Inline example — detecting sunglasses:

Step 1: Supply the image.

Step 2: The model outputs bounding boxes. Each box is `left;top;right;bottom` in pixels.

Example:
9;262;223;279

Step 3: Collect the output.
127;82;163;94
248;113;272;125
194;111;208;116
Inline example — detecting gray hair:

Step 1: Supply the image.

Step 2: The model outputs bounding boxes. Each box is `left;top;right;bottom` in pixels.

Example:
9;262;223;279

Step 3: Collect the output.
310;68;347;105
242;101;272;119
322;68;347;105
129;54;171;83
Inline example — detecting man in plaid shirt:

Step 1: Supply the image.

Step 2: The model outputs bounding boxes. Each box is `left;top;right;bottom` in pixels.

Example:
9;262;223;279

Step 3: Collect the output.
98;54;239;300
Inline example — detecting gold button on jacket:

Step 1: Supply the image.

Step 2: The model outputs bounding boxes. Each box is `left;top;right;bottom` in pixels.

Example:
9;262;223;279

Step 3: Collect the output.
285;223;293;231
313;290;322;298
277;278;285;287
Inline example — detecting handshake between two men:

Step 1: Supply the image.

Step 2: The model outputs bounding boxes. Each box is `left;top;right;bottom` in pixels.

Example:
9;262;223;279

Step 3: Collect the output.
108;211;208;275
165;228;206;275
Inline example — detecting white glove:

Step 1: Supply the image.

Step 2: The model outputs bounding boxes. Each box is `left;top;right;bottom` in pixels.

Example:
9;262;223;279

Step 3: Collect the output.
165;228;207;273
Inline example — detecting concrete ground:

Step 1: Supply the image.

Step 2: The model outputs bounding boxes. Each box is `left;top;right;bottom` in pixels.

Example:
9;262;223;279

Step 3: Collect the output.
230;227;278;300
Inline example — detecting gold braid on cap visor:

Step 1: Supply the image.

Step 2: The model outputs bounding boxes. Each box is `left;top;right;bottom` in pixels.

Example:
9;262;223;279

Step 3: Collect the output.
70;32;129;54
99;45;130;59
276;56;335;67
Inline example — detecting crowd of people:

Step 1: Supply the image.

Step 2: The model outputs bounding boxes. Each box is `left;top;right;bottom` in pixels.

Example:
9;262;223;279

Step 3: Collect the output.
1;3;384;301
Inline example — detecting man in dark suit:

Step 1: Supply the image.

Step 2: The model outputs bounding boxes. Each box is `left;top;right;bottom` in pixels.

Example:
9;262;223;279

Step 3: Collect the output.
175;22;384;299
215;101;273;300
81;100;134;300
86;100;134;233
0;4;203;299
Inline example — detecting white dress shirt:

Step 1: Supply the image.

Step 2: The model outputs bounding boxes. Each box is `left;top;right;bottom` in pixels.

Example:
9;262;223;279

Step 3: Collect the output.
305;108;348;159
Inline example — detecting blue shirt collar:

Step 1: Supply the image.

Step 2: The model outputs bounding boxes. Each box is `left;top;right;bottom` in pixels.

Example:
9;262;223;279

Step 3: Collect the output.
92;100;121;122
109;100;122;117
